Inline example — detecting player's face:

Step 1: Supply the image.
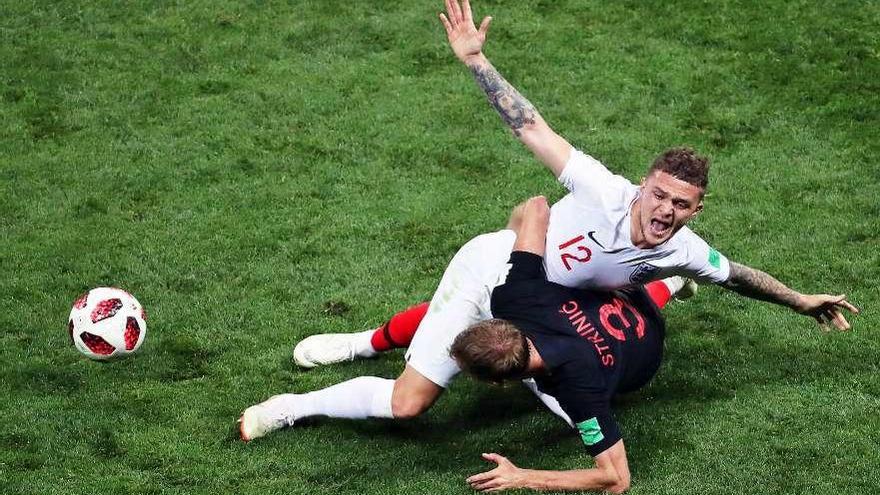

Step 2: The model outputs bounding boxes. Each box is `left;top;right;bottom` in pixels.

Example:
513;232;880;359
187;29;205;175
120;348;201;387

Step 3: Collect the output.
636;171;704;247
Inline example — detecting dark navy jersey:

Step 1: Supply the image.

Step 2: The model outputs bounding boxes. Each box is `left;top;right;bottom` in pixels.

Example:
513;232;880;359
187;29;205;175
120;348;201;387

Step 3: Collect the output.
491;251;666;456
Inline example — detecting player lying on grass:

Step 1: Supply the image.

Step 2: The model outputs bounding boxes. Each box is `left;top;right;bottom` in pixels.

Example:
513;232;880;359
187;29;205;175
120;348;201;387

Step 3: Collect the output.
435;0;857;324
243;197;678;493
449;197;659;493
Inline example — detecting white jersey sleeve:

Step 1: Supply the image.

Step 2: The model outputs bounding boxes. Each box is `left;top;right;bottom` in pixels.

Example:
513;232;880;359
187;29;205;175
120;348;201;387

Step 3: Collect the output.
672;228;731;284
557;148;635;208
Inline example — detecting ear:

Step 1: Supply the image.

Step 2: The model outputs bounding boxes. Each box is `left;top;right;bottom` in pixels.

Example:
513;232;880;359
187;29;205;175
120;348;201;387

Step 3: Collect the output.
693;201;704;216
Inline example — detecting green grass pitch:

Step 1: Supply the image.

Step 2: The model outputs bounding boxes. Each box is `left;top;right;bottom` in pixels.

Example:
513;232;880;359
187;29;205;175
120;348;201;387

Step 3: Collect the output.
2;1;879;493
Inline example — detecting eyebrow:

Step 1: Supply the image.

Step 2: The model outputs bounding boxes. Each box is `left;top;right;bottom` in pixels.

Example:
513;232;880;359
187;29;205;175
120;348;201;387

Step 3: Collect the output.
655;187;693;206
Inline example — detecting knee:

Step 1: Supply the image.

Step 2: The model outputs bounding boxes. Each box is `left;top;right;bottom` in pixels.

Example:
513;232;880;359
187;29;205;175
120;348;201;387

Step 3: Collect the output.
391;366;442;419
390;393;432;419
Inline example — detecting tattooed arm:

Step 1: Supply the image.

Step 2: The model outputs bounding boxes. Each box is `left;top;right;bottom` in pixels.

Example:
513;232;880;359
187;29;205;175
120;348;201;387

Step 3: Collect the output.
721;262;859;331
721;262;804;307
439;0;572;176
466;57;572;176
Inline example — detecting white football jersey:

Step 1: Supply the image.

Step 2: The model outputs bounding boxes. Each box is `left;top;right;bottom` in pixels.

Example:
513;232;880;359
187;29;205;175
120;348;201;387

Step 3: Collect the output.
543;148;730;290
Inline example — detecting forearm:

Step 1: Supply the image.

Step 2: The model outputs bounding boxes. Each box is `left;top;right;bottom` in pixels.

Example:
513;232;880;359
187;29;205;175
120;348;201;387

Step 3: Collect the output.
465;53;540;137
463;54;570;174
720;262;804;309
518;467;622;493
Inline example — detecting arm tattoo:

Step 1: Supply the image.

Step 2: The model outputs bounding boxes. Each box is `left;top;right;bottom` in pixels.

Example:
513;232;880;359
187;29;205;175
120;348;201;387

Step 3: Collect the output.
468;61;537;136
720;262;802;309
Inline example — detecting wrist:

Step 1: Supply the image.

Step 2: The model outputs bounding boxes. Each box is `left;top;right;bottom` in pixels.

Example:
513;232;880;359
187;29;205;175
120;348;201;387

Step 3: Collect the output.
517;468;539;490
462;52;487;67
790;293;808;312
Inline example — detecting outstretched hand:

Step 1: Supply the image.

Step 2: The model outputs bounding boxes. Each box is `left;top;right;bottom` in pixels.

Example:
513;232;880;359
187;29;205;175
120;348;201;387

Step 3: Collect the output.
466;453;527;492
439;0;492;64
795;293;860;331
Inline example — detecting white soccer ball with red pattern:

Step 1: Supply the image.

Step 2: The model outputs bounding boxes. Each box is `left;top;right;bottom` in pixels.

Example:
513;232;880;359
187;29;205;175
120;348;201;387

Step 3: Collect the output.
68;287;147;360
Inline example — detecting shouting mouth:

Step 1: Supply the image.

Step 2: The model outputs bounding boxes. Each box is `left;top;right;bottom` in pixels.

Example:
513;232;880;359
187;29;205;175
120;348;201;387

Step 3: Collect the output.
649;218;671;238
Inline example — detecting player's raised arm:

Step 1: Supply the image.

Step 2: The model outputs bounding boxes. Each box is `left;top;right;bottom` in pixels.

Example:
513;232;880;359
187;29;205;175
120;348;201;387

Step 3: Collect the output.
720;262;860;331
466;442;630;493
439;0;572;177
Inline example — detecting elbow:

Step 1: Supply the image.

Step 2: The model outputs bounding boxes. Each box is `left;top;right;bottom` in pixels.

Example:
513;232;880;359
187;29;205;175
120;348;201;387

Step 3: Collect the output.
517;120;549;144
601;467;630;494
513;108;550;139
607;479;630;494
520;118;544;133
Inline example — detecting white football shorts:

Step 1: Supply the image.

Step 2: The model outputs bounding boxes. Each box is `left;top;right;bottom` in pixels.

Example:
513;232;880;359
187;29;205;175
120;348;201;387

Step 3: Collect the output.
405;229;516;388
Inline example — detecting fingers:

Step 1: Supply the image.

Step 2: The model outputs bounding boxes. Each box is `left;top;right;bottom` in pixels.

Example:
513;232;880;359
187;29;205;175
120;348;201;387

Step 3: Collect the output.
467;453;503;485
449;0;463;23
468;471;503;492
439;12;453;34
472;482;502;492
820;294;859;314
482;452;506;464
805;294;859;332
813;305;851;331
470;478;502;491
478;16;493;36
444;0;456;24
829;308;851;331
824;295;857;330
467;469;495;484
462;0;473;22
832;295;860;314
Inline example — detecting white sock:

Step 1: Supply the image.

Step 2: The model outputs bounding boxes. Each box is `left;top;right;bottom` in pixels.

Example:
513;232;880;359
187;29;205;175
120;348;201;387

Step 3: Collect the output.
522;379;574;428
352;329;378;358
293;376;394;421
661;276;685;296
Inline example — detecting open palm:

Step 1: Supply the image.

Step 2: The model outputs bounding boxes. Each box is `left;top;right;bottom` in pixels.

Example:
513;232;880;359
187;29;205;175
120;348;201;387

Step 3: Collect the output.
439;0;492;63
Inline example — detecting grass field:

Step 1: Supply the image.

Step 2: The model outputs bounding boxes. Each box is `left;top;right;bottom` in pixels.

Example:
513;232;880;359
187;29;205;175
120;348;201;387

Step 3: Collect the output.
2;0;879;493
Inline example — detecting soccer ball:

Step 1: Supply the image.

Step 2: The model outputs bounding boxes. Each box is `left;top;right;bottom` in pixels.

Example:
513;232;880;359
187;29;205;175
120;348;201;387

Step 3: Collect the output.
68;287;147;360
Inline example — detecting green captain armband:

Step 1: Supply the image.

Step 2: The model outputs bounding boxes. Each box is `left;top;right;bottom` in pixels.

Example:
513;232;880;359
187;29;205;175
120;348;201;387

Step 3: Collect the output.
576;417;604;446
708;248;721;269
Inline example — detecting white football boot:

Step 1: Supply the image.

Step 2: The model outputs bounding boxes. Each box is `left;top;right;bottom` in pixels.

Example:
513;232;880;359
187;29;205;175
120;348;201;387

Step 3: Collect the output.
239;395;296;442
293;330;375;368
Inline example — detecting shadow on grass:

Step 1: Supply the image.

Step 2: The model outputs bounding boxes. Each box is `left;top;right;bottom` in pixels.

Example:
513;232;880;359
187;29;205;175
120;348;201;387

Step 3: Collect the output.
208;304;873;491
6;362;85;394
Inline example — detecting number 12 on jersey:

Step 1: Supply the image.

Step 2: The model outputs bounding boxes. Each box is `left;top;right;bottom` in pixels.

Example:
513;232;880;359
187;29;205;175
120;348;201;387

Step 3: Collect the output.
559;235;592;271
